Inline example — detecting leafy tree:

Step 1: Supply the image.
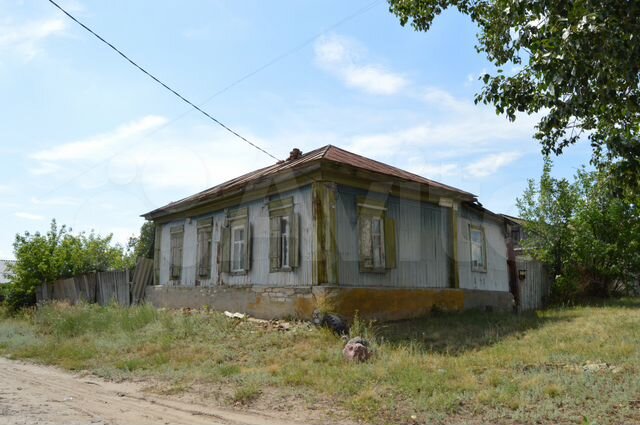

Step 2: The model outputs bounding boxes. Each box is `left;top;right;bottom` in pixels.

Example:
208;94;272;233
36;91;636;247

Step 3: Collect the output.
517;161;640;301
123;221;155;268
3;220;128;311
388;0;640;186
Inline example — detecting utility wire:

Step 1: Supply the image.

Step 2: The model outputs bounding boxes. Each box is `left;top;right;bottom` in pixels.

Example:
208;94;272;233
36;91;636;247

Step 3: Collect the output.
40;0;381;198
48;0;279;161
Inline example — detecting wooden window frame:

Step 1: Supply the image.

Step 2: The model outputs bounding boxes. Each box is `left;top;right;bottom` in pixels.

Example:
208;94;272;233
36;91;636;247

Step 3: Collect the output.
231;224;246;273
220;207;251;275
357;197;396;273
196;218;213;280
469;224;488;273
269;197;300;272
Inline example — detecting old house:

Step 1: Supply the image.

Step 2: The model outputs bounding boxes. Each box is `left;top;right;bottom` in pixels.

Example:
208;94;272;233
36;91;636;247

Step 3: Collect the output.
142;145;514;320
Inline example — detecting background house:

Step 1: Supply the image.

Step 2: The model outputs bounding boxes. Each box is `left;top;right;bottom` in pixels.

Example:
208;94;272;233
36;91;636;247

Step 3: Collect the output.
0;260;15;285
143;146;514;320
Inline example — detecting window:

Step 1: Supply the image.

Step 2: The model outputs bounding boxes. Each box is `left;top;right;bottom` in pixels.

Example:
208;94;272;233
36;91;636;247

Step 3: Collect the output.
370;216;384;268
169;225;184;280
220;207;251;274
470;225;487;272
269;197;299;272
231;225;246;272
280;215;290;268
357;197;396;272
196;219;213;279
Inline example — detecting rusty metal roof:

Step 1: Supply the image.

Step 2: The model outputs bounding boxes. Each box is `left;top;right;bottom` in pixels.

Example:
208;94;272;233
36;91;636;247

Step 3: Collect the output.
142;145;476;219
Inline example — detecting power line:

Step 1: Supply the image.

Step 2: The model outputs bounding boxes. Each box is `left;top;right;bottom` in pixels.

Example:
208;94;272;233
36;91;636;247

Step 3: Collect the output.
48;0;279;161
40;0;382;198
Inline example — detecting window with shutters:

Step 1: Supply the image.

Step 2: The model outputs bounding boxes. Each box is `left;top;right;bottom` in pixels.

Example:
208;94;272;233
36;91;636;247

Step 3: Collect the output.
357;197;396;273
196;219;212;280
268;197;299;272
219;207;251;274
169;225;184;281
470;225;487;272
231;225;246;272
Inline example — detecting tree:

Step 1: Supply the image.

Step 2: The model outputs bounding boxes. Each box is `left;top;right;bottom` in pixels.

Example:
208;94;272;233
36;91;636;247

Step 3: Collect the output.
388;0;640;186
123;221;155;268
3;220;128;311
517;161;640;301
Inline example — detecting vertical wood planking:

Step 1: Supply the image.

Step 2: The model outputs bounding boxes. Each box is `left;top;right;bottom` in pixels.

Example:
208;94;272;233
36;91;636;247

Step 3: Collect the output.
335;186;451;288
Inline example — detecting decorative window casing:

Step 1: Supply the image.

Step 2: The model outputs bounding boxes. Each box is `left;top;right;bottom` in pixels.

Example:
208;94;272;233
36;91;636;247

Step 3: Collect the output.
470;225;487;272
357;197;396;273
196;218;213;280
169;225;184;280
220;208;251;274
269;197;300;272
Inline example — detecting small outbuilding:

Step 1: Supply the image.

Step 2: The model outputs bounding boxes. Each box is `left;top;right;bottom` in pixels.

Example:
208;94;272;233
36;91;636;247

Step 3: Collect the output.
142;145;514;320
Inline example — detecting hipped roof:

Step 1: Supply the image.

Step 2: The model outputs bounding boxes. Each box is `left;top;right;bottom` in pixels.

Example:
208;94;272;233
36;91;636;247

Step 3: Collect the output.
142;145;477;219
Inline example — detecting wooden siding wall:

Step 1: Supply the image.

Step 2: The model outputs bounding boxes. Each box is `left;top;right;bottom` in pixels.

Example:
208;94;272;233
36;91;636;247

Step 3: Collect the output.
457;207;510;292
158;186;314;287
335;186;452;288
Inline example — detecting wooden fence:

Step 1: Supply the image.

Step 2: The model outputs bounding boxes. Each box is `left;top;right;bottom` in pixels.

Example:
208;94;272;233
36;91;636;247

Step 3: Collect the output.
35;258;154;307
516;256;552;311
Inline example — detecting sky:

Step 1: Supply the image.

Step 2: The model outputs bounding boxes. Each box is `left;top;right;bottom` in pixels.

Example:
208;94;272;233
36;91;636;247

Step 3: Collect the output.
0;0;593;260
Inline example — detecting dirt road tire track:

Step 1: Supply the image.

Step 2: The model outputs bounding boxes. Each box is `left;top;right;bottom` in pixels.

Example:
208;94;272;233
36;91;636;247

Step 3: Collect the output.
0;357;312;425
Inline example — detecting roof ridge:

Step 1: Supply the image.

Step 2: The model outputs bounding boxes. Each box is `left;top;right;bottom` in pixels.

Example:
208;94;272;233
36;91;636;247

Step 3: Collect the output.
323;145;475;197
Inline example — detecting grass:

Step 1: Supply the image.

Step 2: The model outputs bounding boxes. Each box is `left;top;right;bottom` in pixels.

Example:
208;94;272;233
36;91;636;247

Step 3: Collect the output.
1;300;639;424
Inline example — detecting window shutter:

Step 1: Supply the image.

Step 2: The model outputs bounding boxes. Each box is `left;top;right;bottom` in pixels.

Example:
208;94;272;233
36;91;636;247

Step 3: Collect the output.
205;229;212;277
220;226;231;273
290;213;300;268
244;224;252;272
170;235;177;278
269;216;281;272
197;231;204;277
358;216;373;270
384;217;397;269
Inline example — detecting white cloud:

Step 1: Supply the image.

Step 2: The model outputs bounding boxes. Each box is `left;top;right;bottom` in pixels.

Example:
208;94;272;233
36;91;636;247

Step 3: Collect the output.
347;112;535;161
407;151;523;182
314;34;408;95
30;196;81;207
31;115;168;163
465;152;523;177
15;212;45;221
29;161;62;176
0;18;66;59
0;184;13;194
27;116;276;203
421;87;471;113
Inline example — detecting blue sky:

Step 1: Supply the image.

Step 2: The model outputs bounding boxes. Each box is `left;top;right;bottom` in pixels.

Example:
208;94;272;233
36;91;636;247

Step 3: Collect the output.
0;0;593;259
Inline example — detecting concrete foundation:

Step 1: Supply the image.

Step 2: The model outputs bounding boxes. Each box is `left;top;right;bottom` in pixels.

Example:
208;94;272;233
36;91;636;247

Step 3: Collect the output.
145;285;514;321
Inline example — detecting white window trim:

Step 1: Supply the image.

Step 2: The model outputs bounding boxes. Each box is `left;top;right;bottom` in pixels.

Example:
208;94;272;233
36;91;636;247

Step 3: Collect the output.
470;225;487;273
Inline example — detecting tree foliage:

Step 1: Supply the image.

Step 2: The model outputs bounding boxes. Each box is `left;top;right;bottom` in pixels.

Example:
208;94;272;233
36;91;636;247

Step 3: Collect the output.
517;160;640;301
3;220;129;311
388;0;640;186
124;221;155;265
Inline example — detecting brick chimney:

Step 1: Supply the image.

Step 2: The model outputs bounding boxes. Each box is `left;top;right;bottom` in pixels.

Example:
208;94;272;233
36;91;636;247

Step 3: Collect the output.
288;148;303;161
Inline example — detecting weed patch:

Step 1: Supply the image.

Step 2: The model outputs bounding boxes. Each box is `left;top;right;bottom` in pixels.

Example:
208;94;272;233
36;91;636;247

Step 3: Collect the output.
1;301;639;424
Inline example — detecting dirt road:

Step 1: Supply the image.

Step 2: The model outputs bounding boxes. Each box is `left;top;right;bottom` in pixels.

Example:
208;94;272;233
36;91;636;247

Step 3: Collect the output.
0;357;311;425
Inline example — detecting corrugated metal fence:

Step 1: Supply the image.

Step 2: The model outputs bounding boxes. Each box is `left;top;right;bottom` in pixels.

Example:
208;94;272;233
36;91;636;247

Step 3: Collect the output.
516;257;552;311
35;258;154;307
